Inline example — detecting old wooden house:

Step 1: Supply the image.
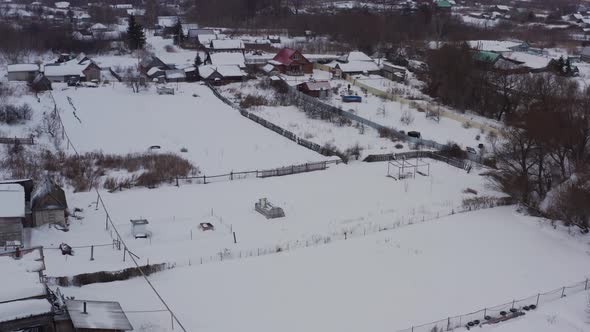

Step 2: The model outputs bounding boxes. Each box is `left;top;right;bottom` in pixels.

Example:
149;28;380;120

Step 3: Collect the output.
31;178;68;227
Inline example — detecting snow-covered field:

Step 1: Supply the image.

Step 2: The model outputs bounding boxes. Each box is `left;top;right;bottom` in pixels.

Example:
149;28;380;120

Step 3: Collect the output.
51;82;328;174
31;160;498;276
218;81;415;157
56;206;590;332
326;77;490;149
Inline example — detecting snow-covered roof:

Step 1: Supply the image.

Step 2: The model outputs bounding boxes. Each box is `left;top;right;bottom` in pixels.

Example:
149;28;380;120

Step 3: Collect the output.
157;16;178;28
43;61;88;77
197;34;216;45
467;40;525;52
338;51;372;62
210;39;245;50
216;65;246;77
0;184;25;218
200;65;246;78
0;251;46;303
495;5;509;11
90;23;107;31
8;64;39;72
54;1;69;8
165;69;185;79
0;299;52;324
262;63;277;73
335;61;380;73
147;67;163;76
66;300;133;331
188;28;215;38
209;52;245;67
502;52;551;69
300;80;331;91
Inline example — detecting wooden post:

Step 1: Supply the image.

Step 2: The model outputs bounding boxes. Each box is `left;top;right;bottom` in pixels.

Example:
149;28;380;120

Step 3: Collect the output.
95;194;99;210
105;215;109;230
536;293;540;306
585;278;588;290
123;247;126;262
171;312;174;330
511;300;515;309
203;175;206;184
561;286;566;298
230;172;233;180
190;229;192;240
90;245;94;261
233;232;237;244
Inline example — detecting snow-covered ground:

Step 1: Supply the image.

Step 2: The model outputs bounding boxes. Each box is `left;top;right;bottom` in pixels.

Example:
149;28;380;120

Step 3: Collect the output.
31;160;498;276
325;77;491;149
480;290;590;332
217;80;415;157
56;206;590;332
51;82;328;174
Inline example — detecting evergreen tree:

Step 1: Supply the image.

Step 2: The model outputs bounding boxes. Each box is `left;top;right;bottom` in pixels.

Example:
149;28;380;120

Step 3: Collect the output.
126;15;146;50
565;58;572;75
194;53;203;67
172;21;184;45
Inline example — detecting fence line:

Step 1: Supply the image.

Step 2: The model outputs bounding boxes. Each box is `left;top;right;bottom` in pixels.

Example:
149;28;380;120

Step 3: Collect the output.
363;150;473;172
397;278;590;332
0;136;35;145
49;91;188;332
205;82;345;158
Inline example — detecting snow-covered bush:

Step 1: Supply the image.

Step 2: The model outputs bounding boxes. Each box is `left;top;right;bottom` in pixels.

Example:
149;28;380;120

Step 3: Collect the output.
400;110;414;126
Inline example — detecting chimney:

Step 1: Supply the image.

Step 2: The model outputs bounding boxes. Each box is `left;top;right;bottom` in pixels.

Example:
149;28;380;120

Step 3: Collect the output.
83;301;87;314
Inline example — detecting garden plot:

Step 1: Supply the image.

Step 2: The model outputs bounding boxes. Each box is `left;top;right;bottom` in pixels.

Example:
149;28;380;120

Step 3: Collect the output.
31;161;500;276
51;82;328;175
56;206;590;332
327;77;490;149
218;81;414;158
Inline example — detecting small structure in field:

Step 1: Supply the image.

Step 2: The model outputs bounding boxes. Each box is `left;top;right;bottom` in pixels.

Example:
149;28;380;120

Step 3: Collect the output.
199;222;214;231
64;300;133;332
255;198;285;219
157;86;174;95
130;219;150;238
387;158;430;180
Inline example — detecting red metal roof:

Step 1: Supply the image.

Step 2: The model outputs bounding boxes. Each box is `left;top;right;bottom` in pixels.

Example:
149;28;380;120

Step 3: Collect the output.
272;48;300;65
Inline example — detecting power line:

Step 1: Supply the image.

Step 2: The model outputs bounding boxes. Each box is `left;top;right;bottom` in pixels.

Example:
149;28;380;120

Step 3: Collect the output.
49;91;188;332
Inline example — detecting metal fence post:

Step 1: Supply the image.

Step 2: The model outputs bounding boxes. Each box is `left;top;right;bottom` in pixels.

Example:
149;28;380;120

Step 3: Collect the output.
586;278;589;290
536;293;540;306
561;286;566;298
90;245;94;261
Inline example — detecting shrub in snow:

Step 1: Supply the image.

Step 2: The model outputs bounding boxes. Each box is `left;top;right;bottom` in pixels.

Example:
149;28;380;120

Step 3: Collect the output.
400;110;414;126
240;94;268;109
0;103;32;125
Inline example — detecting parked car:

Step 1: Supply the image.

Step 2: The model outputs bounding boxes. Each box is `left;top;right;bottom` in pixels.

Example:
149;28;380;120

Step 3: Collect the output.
407;131;421;139
466;147;477;154
67;77;80;87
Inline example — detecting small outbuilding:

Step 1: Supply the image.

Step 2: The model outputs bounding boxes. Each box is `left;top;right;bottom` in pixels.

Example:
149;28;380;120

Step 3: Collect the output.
255;198;285;219
31;73;52;92
64;300;133;332
31;178;68;227
297;80;331;98
130;219;150;238
7;64;40;82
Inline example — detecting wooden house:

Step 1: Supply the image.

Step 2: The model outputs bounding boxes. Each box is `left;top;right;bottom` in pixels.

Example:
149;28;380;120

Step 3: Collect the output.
82;62;102;82
269;48;313;75
31;178;68;227
297;81;331;98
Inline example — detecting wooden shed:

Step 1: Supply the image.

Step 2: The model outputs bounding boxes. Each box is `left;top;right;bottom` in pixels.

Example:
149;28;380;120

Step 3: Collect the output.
31;178;68;227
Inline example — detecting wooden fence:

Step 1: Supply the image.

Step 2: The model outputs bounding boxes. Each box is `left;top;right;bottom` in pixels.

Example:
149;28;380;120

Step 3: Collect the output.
363;151;472;172
0;136;35;145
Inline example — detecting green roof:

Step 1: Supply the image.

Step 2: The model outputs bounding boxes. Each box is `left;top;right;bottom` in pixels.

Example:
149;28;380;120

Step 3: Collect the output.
435;0;452;8
474;51;500;63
